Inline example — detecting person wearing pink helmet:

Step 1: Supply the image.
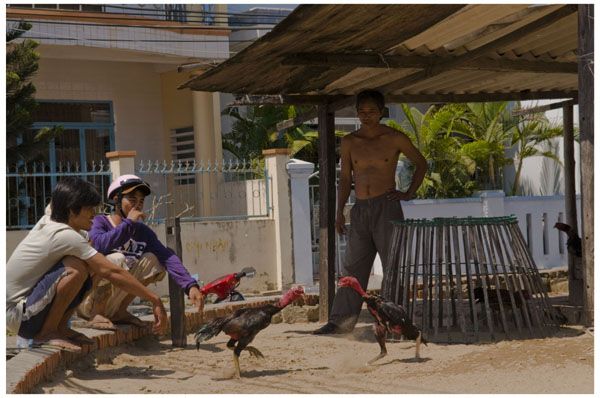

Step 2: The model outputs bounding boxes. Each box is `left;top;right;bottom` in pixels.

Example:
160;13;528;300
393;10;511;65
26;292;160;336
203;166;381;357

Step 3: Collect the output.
78;174;205;330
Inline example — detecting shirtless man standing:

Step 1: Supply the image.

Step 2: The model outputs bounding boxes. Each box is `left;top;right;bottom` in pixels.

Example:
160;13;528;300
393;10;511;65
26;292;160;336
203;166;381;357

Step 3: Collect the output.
313;90;427;335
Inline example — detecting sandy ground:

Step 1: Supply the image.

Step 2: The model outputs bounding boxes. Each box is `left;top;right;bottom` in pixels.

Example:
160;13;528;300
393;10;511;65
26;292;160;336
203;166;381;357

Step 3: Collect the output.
34;318;593;394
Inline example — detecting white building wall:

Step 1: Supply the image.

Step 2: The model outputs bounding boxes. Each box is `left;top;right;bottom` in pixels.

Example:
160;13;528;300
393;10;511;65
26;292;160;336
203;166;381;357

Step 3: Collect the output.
34;57;168;161
150;219;279;296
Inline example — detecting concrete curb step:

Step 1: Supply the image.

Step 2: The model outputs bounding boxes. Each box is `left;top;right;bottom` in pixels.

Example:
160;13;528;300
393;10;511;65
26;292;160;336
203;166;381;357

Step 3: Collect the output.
7;293;319;394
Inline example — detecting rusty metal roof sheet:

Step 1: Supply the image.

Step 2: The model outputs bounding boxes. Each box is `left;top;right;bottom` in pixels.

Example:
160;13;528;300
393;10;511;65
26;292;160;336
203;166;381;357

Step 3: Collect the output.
181;4;578;103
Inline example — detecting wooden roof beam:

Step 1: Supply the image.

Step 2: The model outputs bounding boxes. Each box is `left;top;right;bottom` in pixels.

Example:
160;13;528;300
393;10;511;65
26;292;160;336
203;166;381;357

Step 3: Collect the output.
228;90;577;107
376;4;578;94
281;53;578;74
511;99;578;116
386;90;578;104
276;108;318;130
228;94;347;106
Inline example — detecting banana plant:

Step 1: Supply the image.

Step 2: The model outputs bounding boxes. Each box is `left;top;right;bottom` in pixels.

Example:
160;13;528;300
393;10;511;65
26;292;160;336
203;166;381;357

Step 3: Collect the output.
390;103;477;199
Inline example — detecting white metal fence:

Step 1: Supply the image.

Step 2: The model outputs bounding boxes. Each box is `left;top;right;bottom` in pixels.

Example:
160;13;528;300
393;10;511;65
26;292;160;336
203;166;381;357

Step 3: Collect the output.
6;161;112;229
137;159;271;222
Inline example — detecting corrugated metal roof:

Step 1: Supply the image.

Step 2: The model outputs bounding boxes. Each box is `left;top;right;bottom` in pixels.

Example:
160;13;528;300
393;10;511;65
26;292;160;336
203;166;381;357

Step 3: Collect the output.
181;4;579;103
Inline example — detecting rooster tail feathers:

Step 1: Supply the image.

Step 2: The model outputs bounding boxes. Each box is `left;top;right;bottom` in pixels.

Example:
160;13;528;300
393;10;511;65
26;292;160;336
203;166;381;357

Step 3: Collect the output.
194;317;228;348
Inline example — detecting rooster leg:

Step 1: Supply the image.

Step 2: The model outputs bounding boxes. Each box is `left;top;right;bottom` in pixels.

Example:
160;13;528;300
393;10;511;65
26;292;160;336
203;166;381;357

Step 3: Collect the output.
415;331;422;359
245;346;265;359
232;348;242;379
367;323;388;365
226;338;237;351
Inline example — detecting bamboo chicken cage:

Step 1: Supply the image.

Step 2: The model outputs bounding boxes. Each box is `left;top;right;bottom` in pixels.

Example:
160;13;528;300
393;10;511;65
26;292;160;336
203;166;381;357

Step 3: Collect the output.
382;216;562;343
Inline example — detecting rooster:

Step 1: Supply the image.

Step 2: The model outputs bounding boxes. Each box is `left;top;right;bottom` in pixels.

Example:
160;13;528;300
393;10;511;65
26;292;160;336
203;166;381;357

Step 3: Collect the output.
194;286;305;378
338;276;426;364
554;222;582;257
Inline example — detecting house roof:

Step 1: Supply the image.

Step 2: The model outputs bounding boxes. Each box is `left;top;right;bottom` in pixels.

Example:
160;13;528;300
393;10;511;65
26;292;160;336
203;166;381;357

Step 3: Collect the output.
180;4;579;103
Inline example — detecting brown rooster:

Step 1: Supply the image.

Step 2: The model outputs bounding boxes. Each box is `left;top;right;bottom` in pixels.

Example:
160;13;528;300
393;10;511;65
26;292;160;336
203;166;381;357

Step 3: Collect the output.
194;286;305;378
338;276;426;364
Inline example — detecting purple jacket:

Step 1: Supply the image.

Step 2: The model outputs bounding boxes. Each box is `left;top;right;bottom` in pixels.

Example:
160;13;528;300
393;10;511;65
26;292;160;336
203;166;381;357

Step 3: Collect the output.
89;215;198;294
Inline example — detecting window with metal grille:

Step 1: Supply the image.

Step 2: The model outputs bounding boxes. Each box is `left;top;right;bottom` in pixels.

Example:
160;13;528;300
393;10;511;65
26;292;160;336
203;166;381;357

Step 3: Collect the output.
165;4;187;22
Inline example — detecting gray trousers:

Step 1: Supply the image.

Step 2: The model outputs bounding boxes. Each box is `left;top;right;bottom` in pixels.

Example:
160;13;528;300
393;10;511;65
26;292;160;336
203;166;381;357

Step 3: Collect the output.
329;193;404;329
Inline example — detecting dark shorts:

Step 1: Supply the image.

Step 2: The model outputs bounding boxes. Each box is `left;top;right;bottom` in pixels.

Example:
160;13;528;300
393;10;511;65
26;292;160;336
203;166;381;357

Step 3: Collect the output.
18;261;92;339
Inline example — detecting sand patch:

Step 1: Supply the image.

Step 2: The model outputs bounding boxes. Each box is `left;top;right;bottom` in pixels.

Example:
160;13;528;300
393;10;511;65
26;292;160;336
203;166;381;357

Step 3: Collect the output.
36;322;593;394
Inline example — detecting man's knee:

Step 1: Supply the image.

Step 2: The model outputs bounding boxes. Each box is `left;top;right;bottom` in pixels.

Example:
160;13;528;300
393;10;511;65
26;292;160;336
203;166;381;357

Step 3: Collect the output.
62;256;89;282
106;252;126;266
140;252;159;266
139;253;166;284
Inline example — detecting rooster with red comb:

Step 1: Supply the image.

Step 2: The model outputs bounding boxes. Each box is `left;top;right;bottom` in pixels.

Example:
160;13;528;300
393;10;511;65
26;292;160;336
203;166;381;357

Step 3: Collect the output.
194;285;305;378
338;276;427;364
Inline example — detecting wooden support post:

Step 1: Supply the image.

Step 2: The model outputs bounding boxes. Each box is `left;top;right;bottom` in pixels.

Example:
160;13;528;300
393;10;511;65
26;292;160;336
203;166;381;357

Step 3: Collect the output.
166;217;186;347
563;104;583;305
318;104;336;322
578;4;594;327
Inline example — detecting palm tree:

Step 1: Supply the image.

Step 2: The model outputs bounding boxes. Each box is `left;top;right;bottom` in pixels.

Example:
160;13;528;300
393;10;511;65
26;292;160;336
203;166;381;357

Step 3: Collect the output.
391;103;477;199
222;104;346;165
510;110;563;195
457;102;518;190
221;105;289;161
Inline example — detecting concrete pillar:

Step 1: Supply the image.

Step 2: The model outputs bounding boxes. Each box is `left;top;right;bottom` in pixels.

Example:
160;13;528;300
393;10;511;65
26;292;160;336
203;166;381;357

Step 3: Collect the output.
213;4;228;26
478;190;505;217
286;158;315;286
264;148;294;290
106;150;137;181
192;91;223;217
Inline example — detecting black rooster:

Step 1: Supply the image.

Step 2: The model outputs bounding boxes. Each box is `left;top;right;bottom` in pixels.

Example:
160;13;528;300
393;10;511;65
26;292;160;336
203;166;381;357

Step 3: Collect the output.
194;286;305;378
338;276;427;364
554;222;582;257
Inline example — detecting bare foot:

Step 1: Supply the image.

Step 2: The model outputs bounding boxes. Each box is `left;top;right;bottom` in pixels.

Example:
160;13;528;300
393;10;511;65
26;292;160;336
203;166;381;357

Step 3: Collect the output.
33;333;82;352
83;314;117;331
